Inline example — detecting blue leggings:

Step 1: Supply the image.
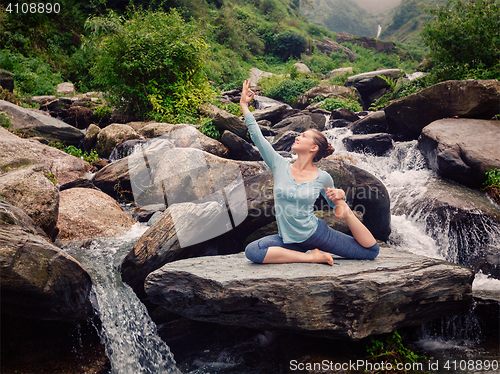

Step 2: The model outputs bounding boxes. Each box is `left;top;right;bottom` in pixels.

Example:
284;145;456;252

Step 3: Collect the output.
245;218;379;263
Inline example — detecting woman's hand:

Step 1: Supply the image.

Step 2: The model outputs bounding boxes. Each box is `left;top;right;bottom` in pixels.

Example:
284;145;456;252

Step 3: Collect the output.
326;187;345;202
240;80;255;116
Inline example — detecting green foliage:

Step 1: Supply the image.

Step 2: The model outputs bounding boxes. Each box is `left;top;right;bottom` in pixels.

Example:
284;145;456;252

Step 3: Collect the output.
85;9;215;122
261;77;320;105
0;111;11;128
319;96;362;112
93;105;112;124
198;118;220;140
366;331;426;373
483;168;500;204
269;32;307;61
421;0;500;79
49;141;100;163
0;49;63;96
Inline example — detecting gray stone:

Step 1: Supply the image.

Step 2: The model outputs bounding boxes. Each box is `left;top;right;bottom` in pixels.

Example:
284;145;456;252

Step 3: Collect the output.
0;199;92;322
220;130;262;161
0;165;59;239
251;104;290;123
200;104;249;140
96;123;141;158
348;110;388;134
144;249;473;340
272;115;317;133
271;131;300;152
0;100;84;145
418;118;500;189
385;79;500;140
342;133;393;156
347;69;404;95
57;82;75;96
0;127;90;185
253;95;287;110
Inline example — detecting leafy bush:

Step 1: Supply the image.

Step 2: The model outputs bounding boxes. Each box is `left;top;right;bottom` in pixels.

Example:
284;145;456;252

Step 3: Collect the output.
0;111;11;128
49;142;100;163
483;168;500;204
198;118;220;140
0;49;62;96
262;77;319;105
319;96;362;112
269;32;307;62
85;9;215;122
421;0;500;79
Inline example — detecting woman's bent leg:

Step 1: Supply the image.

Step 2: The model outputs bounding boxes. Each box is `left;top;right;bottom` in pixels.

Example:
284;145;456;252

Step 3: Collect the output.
303;219;379;260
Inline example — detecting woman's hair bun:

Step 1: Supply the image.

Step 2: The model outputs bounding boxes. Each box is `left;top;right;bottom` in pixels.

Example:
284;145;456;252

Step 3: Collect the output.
325;143;335;157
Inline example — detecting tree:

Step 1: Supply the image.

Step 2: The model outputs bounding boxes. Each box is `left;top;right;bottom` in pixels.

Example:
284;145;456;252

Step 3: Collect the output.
85;9;213;121
421;0;500;72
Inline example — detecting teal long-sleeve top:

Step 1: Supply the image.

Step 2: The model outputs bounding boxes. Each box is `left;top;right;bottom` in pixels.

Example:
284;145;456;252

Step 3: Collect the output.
244;112;337;243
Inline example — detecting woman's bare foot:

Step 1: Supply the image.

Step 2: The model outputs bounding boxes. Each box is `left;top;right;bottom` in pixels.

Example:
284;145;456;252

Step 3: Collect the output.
310;248;334;265
333;199;353;219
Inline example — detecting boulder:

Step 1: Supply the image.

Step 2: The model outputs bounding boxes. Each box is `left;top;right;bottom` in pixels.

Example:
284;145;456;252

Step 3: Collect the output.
93;142;265;202
57;82;75;96
96;123;140;158
0;127;90;185
313;37;357;62
253;95;287;110
220;130;262;161
293;62;311;74
307;110;328;130
272;115;317;133
326;67;353;79
63;106;94;129
0;199;93;322
83;123;101;152
109;139;151;161
31;95;56;104
347;69;403;95
417;119;500;189
55;188;136;241
0;100;84;145
330;108;359;123
342;133;393;156
0;165;59;239
385;79;500;140
271;131;300;152
249;68;274;86
138;123;229;158
121;201;234;295
144;249;473;340
251;104;290;123
201;104;249;140
295;84;356;110
348;110;388;134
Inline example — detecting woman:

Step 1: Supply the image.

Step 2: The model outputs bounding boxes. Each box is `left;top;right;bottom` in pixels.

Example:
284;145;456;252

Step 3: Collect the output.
240;80;379;265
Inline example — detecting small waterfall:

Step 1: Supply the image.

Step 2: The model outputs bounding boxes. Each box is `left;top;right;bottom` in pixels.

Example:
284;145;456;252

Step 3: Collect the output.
65;224;181;374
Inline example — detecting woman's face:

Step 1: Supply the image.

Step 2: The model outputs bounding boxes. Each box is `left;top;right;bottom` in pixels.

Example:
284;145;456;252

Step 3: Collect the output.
291;130;318;154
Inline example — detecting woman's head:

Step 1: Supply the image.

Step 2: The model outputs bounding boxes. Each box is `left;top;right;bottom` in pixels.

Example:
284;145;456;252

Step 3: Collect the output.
309;129;335;162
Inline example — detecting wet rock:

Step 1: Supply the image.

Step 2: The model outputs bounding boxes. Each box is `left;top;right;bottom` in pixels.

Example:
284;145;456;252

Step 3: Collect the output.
0;199;92;322
253;95;287;110
0;165;59;239
55;188;135;241
347;69;404;109
251;104;290;123
0;127;90;185
342;133;393;156
96;123;140;158
295;84;356;110
220;130;262;161
418;118;500;189
330;108;360;123
271;130;300;152
272;114;318;133
144;249;473;340
385;79;500;140
0;100;84;145
349;110;388;134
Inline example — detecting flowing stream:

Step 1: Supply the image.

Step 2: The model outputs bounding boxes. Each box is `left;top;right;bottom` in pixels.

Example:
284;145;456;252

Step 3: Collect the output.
64;123;498;373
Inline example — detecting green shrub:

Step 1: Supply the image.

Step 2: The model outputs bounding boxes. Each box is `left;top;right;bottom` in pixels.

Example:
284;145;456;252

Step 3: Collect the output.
85;9;215;122
270;32;307;62
0;111;11;128
198;118;220;140
421;0;500;79
0;49;62;96
262;77;319;105
483;168;500;204
319;96;362;112
48;141;100;163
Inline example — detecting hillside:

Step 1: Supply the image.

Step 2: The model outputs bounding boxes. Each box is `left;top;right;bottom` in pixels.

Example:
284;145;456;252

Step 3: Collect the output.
379;0;447;44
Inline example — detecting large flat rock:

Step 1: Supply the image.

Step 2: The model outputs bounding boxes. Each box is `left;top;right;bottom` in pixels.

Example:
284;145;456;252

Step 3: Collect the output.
145;248;473;340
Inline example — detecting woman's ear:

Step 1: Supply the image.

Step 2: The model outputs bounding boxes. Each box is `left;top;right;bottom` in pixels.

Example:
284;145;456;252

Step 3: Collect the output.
310;144;319;153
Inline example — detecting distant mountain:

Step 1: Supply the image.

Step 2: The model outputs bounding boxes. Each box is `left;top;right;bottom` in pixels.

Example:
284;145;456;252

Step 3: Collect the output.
379;0;446;44
301;0;402;37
